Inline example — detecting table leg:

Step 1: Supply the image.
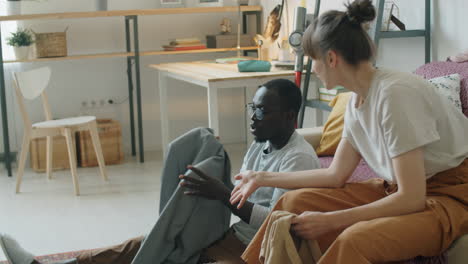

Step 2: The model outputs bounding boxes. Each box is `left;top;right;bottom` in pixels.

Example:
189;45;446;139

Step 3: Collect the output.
124;16;136;157
207;84;219;137
132;16;145;163
159;71;170;157
315;109;324;126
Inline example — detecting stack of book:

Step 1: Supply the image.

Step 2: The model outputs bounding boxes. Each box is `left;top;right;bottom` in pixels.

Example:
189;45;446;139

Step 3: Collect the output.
319;86;347;102
163;38;206;51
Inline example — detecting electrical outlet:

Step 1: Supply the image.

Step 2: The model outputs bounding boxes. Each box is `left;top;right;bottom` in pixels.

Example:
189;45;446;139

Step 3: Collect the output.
80;98;122;109
107;97;123;105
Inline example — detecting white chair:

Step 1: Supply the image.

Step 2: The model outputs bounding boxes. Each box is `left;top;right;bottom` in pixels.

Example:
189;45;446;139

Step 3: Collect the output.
13;66;108;196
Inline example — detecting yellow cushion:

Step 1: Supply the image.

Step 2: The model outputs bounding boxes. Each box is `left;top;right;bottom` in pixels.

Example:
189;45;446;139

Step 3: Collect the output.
315;92;352;156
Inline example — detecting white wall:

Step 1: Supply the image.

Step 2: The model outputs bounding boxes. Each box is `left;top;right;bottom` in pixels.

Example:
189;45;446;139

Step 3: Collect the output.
1;0;467;158
0;0;251;157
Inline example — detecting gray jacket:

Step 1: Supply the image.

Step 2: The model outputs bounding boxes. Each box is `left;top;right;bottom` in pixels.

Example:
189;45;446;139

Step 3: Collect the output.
132;127;232;264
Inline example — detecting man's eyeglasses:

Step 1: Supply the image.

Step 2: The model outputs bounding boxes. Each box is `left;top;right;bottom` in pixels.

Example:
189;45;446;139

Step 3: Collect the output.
246;103;265;120
247;103;282;121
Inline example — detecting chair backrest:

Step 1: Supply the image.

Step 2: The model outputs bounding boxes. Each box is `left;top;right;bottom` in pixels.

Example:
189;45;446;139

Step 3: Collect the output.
13;67;53;128
15;67;51;100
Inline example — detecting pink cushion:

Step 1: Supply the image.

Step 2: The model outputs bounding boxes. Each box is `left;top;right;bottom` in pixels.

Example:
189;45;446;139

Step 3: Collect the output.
414;61;468;117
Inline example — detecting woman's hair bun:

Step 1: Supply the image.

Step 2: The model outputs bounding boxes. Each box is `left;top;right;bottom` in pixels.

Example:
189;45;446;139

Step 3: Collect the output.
345;0;376;25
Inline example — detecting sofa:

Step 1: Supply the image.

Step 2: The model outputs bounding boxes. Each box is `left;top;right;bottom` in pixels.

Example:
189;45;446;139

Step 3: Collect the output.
297;60;468;264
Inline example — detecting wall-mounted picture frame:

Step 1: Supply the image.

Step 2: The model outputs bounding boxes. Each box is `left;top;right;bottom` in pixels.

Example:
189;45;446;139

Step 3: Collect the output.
157;0;186;8
381;1;403;31
195;0;223;7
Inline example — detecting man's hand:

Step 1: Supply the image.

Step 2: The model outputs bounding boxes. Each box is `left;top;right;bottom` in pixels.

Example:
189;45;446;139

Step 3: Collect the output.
291;211;338;240
181;165;255;224
179;165;231;204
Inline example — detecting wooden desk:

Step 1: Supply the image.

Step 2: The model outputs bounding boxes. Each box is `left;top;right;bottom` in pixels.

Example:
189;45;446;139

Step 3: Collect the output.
150;61;295;154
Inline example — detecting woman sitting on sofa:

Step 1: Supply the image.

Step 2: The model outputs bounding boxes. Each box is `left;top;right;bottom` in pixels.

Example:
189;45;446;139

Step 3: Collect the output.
230;0;468;263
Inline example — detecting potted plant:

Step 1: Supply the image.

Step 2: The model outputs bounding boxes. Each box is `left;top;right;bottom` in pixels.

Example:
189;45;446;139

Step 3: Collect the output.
7;28;34;60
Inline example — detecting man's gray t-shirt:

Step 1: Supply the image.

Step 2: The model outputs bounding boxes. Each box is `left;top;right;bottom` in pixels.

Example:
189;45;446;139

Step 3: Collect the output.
232;131;320;245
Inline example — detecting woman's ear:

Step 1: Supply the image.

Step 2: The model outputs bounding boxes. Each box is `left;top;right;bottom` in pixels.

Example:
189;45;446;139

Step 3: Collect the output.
327;50;338;68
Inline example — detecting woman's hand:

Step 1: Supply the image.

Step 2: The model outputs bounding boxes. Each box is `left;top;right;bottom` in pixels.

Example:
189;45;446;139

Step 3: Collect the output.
291;211;339;240
229;170;261;209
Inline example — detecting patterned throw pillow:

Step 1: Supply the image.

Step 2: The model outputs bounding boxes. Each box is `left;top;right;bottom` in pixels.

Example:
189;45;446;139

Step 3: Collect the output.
428;74;462;112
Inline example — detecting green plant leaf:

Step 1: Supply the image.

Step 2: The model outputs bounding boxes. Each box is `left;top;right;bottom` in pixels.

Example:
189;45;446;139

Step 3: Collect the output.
7;28;34;47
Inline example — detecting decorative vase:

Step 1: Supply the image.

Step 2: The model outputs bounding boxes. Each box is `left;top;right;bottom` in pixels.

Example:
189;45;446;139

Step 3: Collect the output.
14;46;30;60
95;0;107;11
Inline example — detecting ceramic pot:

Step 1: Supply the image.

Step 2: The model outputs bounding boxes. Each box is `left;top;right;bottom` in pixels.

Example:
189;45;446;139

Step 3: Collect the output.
14;46;29;60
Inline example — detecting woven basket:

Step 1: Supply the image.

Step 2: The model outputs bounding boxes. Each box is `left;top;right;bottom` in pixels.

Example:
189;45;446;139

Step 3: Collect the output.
33;28;68;58
77;119;124;167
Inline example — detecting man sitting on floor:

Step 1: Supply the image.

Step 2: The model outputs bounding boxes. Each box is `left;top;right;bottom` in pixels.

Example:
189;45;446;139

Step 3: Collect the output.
1;78;320;264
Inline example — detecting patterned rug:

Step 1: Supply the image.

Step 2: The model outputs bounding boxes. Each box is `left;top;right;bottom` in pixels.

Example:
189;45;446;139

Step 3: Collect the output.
0;249;447;264
0;249;86;264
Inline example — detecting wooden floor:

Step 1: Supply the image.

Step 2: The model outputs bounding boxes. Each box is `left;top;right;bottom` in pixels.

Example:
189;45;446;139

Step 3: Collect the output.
0;144;246;261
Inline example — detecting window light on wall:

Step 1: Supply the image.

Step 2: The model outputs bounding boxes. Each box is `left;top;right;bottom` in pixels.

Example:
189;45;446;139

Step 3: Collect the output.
0;1;20;60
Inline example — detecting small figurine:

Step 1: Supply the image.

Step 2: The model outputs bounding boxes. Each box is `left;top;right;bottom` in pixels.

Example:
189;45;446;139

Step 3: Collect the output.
220;18;232;34
263;4;282;43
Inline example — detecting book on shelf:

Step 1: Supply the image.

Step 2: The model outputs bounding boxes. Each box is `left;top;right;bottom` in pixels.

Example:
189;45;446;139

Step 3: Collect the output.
163;44;207;51
169;38;202;46
164;37;206;51
163;43;206;48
